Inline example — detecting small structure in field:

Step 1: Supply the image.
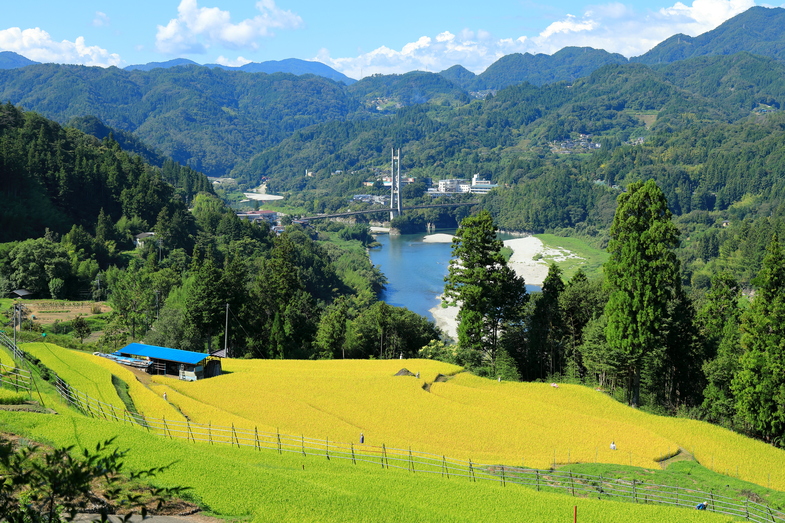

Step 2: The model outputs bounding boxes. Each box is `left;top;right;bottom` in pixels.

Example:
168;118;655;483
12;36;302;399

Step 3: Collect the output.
114;343;222;381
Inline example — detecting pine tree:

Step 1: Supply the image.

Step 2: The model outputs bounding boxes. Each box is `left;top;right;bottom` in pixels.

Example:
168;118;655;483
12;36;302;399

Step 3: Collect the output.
733;235;785;445
604;180;681;407
444;210;528;373
700;272;743;425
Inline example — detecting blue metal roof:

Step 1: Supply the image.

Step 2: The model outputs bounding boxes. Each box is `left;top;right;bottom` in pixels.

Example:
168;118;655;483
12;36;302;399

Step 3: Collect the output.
116;343;210;365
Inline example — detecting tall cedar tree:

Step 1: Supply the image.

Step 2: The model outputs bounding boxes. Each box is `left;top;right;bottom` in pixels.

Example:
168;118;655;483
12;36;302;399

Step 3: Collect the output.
604;180;681;407
444;210;528;372
733;235;785;445
700;272;743;425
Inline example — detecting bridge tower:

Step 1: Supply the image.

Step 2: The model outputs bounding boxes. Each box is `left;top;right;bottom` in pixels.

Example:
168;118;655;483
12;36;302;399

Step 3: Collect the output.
390;148;402;220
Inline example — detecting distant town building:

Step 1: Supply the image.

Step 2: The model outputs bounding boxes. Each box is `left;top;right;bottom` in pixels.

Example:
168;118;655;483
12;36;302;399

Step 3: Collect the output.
469;173;498;194
236;210;279;225
438;179;466;193
433;174;498;195
363;176;415;188
134;232;156;249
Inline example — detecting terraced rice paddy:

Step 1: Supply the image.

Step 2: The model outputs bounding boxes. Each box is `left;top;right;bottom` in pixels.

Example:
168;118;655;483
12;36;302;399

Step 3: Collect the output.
4;342;785;521
0;410;738;523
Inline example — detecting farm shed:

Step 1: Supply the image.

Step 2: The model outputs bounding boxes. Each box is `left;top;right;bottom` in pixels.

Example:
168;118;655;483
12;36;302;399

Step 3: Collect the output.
114;343;222;381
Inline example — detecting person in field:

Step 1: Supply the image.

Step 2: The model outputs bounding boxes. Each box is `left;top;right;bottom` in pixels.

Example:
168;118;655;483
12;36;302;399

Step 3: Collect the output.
610;441;616;450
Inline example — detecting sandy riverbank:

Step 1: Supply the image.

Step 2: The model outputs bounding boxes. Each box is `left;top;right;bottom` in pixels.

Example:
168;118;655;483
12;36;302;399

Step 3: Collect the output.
429;236;553;340
422;233;455;243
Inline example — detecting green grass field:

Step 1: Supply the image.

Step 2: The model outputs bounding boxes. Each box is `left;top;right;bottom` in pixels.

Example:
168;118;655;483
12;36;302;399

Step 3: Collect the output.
535;234;609;280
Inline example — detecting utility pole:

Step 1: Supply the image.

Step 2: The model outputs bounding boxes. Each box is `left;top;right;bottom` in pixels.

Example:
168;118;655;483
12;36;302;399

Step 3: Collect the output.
12;302;17;349
224;303;229;358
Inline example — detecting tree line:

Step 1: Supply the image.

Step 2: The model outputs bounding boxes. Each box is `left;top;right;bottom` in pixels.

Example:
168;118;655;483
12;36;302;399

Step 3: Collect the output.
439;182;785;447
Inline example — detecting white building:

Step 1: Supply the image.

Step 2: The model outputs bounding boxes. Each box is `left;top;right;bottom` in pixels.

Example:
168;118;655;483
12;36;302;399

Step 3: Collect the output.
469;173;498;194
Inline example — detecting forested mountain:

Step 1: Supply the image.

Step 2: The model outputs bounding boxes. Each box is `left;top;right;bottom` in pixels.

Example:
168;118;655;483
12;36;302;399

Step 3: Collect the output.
0;6;784;180
0;103;212;244
126;56;355;85
0;51;37;69
208;58;355;85
0;64;360;176
240;53;783;189
124;58;200;71
347;71;471;109
67;115;169;168
472;47;629;89
634;6;785;65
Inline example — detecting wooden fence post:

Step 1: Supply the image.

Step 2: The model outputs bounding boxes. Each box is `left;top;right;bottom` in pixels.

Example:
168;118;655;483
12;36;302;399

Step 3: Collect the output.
208;421;213;444
164;417;172;439
277;428;282;454
570;471;575;496
409;448;414;473
632;479;637;503
187;420;194;442
255;426;260;450
326;436;330;460
443;456;448;478
351;442;356;465
301;435;305;457
232;423;238;447
536;470;540;492
501;465;506;487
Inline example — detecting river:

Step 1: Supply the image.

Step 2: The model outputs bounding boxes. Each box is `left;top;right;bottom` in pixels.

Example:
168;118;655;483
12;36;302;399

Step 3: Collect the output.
369;230;540;322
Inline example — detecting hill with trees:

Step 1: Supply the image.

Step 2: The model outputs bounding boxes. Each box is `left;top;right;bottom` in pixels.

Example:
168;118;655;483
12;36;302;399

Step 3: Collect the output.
634;6;785;65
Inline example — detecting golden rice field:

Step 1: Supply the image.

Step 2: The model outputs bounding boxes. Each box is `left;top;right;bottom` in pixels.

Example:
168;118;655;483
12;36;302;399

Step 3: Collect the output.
156;358;785;491
87;355;186;423
23;342;126;411
0;346;15;367
13;343;785;493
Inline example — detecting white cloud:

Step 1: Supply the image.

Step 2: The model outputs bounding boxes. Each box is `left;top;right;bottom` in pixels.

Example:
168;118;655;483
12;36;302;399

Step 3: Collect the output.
156;0;303;55
0;27;121;67
92;12;110;28
215;55;252;67
318;0;756;78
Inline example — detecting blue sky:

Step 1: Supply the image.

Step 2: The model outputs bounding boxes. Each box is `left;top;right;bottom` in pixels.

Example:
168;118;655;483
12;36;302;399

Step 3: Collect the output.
0;0;776;78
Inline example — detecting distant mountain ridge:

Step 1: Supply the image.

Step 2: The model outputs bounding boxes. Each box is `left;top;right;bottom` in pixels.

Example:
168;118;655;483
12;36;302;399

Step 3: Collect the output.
0;51;38;69
1;5;784;90
634;6;785;64
1;6;784;179
125;57;355;85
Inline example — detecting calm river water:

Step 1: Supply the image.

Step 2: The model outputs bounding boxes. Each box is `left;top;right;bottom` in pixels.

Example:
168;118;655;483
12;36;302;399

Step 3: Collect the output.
369;231;539;321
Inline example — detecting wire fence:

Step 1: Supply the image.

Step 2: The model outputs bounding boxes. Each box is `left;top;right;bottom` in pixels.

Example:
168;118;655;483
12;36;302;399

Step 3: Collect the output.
0;362;32;392
4;337;785;522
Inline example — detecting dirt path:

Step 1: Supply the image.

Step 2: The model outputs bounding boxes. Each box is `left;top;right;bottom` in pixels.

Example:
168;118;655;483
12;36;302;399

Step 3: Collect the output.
657;447;695;469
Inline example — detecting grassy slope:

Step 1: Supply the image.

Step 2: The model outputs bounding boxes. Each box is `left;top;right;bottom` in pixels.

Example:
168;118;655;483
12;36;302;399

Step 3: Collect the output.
0;411;737;523
534;234;609;279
